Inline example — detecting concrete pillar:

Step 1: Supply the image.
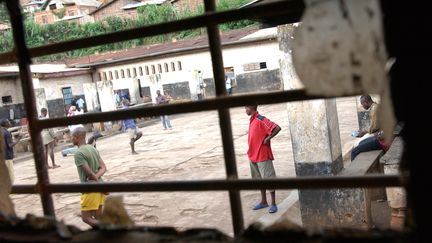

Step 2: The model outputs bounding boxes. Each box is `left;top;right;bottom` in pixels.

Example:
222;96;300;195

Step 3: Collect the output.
83;83;99;112
130;77;142;105
34;88;48;117
96;80;116;112
278;24;345;227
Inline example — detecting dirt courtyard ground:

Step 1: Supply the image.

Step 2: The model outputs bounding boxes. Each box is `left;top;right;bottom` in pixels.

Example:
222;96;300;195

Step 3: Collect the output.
10;97;358;236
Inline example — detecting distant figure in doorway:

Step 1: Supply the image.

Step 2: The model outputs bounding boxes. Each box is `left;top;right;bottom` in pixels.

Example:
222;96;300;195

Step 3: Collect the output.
114;91;121;107
40;108;60;169
155;90;172;130
1;119;22;183
121;99;142;154
225;75;232;95
76;97;85;112
197;71;206;100
72;127;107;227
245;104;281;214
351;94;392;160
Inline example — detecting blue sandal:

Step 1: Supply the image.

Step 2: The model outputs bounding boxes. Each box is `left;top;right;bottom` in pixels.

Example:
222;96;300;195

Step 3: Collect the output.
269;205;278;213
252;203;269;210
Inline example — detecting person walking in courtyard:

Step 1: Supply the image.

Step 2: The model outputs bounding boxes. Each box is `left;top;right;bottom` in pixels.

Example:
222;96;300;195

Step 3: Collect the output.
1;119;22;183
121;99;142;154
40;108;60;169
245;104;281;214
155;90;172;130
72;127;107;227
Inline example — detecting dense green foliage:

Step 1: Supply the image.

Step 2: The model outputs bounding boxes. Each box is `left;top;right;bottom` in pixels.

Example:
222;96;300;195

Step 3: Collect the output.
0;1;9;24
0;0;256;61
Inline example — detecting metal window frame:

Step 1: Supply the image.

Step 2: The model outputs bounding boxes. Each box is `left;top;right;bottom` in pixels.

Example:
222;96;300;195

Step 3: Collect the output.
3;0;403;236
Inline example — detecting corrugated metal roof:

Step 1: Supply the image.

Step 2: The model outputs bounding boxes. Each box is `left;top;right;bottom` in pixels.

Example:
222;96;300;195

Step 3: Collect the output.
0;64;89;74
66;27;277;67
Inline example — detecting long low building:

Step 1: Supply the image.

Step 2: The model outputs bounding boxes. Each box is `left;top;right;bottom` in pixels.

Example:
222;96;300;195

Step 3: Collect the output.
1;26;283;121
0;64;92;122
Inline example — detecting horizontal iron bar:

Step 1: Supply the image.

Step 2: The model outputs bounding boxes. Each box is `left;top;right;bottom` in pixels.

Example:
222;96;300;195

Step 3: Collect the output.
11;174;404;194
0;0;304;64
36;89;344;129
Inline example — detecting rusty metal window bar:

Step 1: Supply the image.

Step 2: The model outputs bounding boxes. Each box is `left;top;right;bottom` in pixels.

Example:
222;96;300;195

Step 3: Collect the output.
3;0;403;236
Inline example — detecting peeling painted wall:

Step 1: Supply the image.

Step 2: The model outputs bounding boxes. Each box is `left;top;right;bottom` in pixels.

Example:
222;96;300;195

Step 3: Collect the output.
97;80;116;112
163;82;191;101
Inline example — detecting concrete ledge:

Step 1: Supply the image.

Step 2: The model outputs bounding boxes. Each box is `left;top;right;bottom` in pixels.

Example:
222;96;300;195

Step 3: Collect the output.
340;150;383;176
335;149;385;228
257;190;300;227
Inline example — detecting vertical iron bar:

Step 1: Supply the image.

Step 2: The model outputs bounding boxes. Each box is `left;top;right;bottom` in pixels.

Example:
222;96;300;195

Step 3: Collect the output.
5;0;55;216
204;0;244;236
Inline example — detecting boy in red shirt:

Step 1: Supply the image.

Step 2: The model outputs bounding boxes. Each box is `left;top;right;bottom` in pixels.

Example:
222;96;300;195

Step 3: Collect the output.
245;104;281;213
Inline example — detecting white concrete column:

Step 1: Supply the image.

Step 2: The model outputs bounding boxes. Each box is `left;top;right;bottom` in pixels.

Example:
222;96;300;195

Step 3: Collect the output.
278;24;344;227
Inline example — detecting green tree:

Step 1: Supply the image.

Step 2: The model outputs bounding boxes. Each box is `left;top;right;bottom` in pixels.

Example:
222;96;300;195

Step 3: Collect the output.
0;0;256;60
0;1;10;23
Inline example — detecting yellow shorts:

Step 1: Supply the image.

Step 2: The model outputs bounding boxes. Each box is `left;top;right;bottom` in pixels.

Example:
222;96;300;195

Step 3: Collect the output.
80;192;106;211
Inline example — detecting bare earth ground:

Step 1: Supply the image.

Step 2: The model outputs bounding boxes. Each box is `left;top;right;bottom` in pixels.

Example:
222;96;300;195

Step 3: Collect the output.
10;97;358;236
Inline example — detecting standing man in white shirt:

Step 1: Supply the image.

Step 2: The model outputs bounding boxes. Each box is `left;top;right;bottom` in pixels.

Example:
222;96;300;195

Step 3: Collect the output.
225;75;232;95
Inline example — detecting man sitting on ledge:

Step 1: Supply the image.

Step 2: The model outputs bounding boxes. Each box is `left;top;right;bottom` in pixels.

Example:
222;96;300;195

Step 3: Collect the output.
351;95;392;161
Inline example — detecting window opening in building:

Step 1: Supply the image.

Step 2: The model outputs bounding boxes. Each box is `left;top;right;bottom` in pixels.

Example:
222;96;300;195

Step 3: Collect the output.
243;62;267;72
139;67;143;76
151;65;156;74
127;69;131;78
171;62;175;72
103;72;107;81
164;63;169;72
133;68;137;77
2;96;12;104
121;69;125;78
42;15;48;24
61;87;73;109
178;61;182;71
158;64;162;73
109;71;113;80
145;66;149;75
115;70;119;79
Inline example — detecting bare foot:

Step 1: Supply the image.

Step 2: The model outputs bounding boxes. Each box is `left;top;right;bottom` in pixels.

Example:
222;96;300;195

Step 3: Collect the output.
47;165;53;169
131;151;138;155
52;165;61;169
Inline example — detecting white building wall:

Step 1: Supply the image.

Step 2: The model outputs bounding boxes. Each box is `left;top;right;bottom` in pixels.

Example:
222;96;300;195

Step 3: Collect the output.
95;39;280;102
38;74;93;100
0;78;24;106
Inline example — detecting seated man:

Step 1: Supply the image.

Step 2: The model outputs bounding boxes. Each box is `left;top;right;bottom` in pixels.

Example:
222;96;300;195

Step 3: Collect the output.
351;95;392;160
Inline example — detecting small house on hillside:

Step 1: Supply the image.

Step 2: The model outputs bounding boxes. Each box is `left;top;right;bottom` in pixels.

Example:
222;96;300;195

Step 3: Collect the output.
90;0;168;22
33;0;101;24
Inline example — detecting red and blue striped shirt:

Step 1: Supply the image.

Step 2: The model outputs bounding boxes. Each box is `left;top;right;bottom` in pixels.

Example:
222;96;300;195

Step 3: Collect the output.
247;112;278;163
